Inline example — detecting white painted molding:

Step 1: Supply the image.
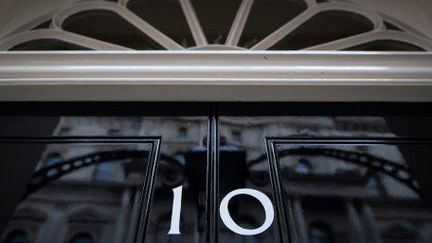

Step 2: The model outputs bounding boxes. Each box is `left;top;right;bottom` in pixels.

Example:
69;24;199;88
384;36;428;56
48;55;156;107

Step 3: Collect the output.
0;51;431;102
179;0;208;46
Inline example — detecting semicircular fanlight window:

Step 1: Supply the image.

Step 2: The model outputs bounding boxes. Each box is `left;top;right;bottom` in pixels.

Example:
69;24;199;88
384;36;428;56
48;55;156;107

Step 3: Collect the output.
1;0;431;51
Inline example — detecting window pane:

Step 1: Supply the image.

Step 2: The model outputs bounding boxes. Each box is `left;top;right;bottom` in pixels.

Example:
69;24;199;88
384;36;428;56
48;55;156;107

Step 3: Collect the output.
63;10;164;50
220;116;432;243
0;116;210;243
273;142;432;243
0;141;155;243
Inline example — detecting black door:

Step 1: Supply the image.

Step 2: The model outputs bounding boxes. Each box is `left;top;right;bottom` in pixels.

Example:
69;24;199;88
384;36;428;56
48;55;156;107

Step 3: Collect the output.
1;103;432;243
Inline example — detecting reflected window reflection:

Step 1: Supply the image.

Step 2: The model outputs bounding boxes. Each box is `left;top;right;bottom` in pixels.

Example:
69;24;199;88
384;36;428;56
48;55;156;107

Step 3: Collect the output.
231;130;242;143
93;163;114;181
308;222;334;243
178;127;188;140
69;232;94;243
44;153;62;167
381;222;418;243
366;172;384;194
58;126;72;136
294;158;312;175
2;230;29;243
0;139;155;243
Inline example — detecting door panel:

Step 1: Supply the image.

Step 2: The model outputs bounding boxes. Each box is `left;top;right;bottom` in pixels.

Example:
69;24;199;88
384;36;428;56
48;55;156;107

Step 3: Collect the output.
219;116;432;243
0;140;159;243
1;111;432;243
0;116;208;243
269;140;432;243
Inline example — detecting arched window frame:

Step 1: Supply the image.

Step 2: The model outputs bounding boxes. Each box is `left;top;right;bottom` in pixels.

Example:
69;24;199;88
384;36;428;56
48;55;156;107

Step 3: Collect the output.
0;0;431;51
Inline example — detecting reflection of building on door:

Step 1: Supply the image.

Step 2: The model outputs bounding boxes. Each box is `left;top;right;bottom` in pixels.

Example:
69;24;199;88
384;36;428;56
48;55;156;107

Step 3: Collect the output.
2;117;432;243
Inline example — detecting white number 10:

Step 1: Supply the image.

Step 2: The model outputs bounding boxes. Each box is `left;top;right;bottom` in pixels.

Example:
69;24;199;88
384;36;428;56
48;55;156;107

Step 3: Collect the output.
168;186;275;236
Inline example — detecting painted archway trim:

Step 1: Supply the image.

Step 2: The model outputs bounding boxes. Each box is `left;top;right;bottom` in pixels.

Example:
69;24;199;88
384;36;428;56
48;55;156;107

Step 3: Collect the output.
1;0;431;51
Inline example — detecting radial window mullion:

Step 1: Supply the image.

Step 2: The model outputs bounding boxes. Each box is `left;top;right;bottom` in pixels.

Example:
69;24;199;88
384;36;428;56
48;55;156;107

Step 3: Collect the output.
226;0;254;46
179;0;208;46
